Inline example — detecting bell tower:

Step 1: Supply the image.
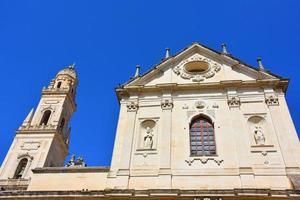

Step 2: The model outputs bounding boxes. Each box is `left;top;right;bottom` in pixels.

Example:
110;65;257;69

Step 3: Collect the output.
0;65;78;187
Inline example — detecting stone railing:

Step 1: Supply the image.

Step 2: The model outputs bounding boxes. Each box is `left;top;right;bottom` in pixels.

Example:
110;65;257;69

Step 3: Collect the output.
18;124;58;132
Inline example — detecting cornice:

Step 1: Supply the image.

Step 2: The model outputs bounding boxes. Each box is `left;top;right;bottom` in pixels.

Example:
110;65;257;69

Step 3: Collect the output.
116;79;289;101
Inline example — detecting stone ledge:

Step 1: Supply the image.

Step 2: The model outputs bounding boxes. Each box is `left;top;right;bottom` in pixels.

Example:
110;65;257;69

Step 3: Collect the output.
0;189;299;199
32;166;110;174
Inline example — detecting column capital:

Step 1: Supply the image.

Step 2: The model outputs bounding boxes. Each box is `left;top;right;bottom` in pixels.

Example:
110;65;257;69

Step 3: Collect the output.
126;101;139;112
227;96;241;107
161;98;173;110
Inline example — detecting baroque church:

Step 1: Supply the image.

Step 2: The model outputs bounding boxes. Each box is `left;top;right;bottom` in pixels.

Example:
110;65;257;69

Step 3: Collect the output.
0;42;299;199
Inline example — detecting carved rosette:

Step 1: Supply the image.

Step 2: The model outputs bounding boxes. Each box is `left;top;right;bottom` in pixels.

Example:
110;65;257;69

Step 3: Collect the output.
265;94;279;106
126;101;139;112
227;96;241;107
173;54;221;82
161;99;173;110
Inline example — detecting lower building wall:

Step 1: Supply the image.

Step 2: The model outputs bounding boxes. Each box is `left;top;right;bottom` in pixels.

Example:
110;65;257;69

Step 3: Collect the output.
27;171;108;191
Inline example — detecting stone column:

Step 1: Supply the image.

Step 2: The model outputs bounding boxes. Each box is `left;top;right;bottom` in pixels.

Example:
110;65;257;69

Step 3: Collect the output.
265;93;300;168
111;100;138;189
227;93;255;188
158;97;173;188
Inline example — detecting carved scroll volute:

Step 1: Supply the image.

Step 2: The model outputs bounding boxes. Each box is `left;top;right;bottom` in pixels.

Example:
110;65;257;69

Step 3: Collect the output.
265;94;279;106
227;96;241;107
161;99;173;110
126;101;139;112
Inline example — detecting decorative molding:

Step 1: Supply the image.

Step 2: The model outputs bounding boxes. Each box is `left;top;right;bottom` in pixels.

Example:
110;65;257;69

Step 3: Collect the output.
227;96;241;107
173;54;221;82
265;94;279;106
194;100;206;109
17;153;34;160
185;157;224;166
126;101;139;112
161;99;173;110
21;142;40;151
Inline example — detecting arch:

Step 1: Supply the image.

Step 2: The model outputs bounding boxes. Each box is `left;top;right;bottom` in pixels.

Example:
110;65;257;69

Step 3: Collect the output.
189;115;216;156
40;110;51;125
13;158;28;179
56;81;62;88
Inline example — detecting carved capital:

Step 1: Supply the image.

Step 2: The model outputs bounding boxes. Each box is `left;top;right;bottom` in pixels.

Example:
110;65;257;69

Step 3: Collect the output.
227;96;241;107
126;101;139;112
265;94;279;106
161;99;173;110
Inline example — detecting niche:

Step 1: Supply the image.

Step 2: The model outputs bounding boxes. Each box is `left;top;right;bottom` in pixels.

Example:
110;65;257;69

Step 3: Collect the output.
137;119;157;150
247;116;271;146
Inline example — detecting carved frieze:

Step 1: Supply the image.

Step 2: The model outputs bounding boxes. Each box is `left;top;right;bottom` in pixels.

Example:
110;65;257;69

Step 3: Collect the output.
227;96;241;107
173;54;221;82
265;94;279;106
126;101;139;112
161;99;173;110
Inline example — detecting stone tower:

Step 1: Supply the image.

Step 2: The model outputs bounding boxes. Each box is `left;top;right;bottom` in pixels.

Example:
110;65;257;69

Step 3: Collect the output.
0;65;78;188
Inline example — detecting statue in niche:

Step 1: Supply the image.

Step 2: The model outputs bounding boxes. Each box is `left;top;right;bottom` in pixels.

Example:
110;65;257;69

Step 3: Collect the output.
254;126;265;145
143;127;154;149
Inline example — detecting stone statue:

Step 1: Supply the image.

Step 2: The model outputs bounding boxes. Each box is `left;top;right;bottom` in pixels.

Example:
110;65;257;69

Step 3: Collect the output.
66;155;75;167
143;127;154;149
254;126;265;145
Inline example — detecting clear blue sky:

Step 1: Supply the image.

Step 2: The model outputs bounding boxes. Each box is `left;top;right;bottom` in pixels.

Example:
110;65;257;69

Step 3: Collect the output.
0;0;299;166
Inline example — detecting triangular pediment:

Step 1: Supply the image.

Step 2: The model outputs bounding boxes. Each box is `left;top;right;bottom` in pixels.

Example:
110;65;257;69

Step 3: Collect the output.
124;42;281;87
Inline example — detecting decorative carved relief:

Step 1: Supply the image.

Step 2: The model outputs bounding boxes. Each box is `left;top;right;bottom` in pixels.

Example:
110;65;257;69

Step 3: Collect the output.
195;100;206;109
21;142;40;151
227;96;241;107
161;99;173;110
126;101;139;112
173;54;221;82
185;157;224;166
254;126;265;145
265;94;279;106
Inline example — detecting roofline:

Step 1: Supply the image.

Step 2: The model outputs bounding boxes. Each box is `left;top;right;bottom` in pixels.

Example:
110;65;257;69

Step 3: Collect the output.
120;41;285;87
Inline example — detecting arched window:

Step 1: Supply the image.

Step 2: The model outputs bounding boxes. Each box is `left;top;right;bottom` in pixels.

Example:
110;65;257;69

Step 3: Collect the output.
190;116;216;156
57;81;62;88
40;110;51;125
13;158;28;179
59;118;65;131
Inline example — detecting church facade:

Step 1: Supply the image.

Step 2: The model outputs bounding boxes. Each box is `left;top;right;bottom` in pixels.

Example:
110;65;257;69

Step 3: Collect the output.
0;42;299;199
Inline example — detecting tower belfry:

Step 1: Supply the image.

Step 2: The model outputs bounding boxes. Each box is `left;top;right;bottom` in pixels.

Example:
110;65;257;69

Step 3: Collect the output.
0;65;78;189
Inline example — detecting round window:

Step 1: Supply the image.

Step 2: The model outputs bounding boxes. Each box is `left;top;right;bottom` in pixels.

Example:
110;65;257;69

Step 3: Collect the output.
184;61;209;73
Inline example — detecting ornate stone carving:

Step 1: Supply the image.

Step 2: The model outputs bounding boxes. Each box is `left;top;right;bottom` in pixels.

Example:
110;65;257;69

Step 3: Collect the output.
143;127;154;149
161;99;173;110
173;54;221;82
265;94;279;106
195;100;206;109
185;157;224;166
254;126;265;145
227;96;241;107
65;155;87;167
21;142;40;151
126;101;139;112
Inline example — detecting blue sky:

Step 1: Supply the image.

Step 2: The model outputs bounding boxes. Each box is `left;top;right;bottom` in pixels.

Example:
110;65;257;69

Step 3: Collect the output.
0;0;299;166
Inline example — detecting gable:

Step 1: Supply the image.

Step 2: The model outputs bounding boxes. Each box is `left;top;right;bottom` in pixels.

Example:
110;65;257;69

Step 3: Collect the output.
125;42;281;87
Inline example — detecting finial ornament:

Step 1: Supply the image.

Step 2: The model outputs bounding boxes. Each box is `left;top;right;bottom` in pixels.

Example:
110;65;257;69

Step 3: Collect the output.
69;63;76;70
221;43;228;54
257;57;265;71
165;48;170;59
134;65;140;78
